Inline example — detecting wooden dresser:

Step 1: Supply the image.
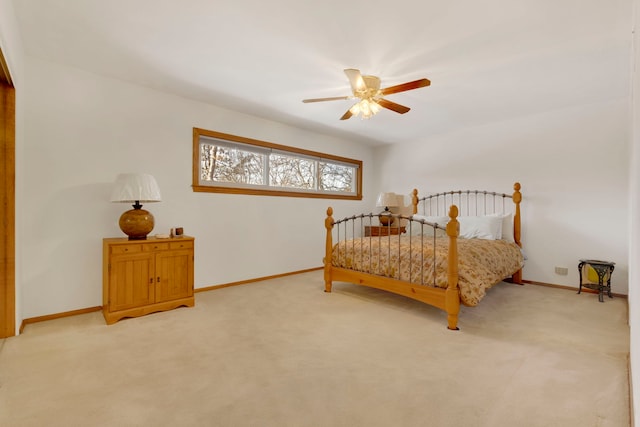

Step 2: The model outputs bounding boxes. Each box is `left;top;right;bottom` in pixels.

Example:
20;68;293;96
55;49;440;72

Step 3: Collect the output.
102;236;195;324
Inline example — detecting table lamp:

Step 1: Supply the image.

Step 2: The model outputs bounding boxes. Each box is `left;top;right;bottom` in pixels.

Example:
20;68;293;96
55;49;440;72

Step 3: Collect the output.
376;192;398;226
110;173;161;240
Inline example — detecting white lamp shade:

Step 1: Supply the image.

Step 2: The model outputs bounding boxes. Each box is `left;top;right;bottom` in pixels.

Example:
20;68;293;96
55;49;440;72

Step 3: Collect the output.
376;192;398;208
110;173;161;203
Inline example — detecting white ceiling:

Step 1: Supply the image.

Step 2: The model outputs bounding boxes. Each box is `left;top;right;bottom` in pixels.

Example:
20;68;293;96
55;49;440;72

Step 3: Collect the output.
12;0;633;146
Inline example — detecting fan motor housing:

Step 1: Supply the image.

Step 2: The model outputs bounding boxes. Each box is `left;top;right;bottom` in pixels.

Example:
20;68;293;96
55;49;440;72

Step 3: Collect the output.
359;75;381;98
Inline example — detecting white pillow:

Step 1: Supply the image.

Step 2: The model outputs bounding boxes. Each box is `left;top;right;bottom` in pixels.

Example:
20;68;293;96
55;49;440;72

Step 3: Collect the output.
408;215;449;236
458;215;503;240
488;212;515;243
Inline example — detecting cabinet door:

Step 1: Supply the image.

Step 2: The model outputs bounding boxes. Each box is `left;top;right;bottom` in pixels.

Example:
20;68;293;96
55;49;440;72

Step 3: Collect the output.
155;249;193;303
109;253;155;312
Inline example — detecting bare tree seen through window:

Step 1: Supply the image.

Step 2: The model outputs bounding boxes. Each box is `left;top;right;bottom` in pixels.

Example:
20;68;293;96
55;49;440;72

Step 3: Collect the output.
201;143;355;193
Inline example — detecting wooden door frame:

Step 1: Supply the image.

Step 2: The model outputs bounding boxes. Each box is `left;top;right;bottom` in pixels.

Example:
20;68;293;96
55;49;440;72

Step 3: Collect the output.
0;46;16;338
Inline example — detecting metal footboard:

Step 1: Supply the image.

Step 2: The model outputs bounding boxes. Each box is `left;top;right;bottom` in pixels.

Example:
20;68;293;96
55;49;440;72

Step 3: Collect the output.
330;213;447;287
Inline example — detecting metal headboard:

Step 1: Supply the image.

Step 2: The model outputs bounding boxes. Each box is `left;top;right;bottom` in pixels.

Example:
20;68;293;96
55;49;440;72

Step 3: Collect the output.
414;189;514;217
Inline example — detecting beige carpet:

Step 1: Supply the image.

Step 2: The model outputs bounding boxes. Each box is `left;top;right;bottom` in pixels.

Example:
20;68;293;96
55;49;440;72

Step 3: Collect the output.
0;271;630;427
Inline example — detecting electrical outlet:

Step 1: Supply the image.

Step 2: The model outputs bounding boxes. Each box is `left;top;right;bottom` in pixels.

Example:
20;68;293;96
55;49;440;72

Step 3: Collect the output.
555;266;568;275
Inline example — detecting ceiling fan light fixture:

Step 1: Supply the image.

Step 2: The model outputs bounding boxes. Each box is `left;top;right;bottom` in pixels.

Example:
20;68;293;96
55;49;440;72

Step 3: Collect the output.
302;68;430;120
369;99;381;114
351;98;380;119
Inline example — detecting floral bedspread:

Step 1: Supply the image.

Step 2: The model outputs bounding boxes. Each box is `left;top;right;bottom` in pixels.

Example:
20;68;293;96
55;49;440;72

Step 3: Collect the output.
331;236;524;306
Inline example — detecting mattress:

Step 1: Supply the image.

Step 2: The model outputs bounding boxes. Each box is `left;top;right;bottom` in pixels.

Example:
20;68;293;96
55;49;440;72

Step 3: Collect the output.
331;236;524;306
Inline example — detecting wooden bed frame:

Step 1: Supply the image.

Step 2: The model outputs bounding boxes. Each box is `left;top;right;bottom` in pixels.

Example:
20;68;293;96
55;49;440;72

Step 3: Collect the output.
323;182;522;330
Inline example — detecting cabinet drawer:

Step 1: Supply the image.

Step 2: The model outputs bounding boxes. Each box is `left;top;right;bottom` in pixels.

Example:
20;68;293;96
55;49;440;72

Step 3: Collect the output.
111;244;143;255
170;240;194;250
143;242;170;252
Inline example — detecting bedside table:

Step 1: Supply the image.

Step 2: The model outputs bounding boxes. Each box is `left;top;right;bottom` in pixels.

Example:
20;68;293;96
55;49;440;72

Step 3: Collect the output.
364;226;406;237
578;259;615;303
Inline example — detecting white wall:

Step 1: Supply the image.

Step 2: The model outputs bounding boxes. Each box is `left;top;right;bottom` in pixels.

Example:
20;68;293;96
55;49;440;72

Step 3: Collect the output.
0;0;23;83
374;99;630;294
629;0;639;424
19;57;374;318
0;0;25;334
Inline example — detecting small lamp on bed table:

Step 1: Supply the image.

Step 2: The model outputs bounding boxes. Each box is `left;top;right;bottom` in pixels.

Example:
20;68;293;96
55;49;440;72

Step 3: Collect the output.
376;192;398;226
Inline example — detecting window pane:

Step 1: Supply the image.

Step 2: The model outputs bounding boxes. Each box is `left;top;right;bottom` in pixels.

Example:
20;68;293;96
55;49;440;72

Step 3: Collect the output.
194;128;362;200
200;143;265;185
269;153;315;189
319;161;355;193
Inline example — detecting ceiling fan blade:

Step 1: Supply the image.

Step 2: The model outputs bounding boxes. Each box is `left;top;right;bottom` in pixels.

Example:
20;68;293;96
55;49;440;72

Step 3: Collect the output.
344;68;366;94
340;109;354;120
380;78;431;96
302;96;350;103
377;98;411;114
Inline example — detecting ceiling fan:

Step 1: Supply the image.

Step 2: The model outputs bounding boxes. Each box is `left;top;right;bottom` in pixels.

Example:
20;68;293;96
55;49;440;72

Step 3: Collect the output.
302;68;431;120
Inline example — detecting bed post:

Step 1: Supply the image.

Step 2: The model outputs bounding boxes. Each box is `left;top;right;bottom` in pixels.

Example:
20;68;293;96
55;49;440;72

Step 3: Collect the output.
324;207;334;293
445;205;460;330
411;189;419;214
511;182;523;284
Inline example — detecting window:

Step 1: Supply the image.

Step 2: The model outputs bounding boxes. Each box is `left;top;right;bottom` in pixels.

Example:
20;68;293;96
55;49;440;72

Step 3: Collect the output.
193;128;362;200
